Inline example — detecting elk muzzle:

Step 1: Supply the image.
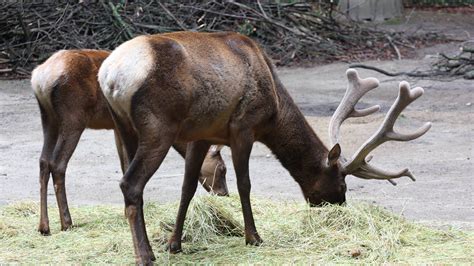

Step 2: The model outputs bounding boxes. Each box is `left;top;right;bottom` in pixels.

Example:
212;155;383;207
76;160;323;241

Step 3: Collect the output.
198;147;229;196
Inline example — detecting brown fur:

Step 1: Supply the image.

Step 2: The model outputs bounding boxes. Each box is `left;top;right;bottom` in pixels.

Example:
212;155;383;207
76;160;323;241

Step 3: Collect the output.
31;49;228;236
100;32;346;263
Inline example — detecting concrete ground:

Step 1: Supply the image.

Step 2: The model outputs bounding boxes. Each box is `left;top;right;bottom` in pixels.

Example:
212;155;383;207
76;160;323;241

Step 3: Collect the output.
0;10;473;230
1;49;472;229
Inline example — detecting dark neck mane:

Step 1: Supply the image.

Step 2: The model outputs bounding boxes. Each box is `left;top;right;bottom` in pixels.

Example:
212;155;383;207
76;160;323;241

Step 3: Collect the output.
260;84;329;185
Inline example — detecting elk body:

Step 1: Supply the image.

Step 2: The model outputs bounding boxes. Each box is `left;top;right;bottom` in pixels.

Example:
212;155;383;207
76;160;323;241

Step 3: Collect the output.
98;32;430;263
31;49;228;235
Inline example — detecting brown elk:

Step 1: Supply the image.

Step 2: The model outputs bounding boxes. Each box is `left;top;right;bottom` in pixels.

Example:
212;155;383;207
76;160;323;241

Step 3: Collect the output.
31;49;229;235
98;32;431;263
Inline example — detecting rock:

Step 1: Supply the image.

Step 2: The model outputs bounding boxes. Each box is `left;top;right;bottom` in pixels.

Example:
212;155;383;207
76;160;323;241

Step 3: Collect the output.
447;60;461;68
464;70;474;80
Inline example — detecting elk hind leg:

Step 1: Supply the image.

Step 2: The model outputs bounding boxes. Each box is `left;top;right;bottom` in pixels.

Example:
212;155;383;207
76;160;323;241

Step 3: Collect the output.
114;130;127;174
109;108;138;174
38;107;59;235
120;124;176;264
173;143;229;196
50;125;84;231
168;140;210;253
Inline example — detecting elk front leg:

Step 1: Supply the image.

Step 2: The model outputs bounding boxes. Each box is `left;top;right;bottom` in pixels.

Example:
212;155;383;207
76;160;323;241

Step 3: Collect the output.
173;143;229;196
38;111;58;235
230;129;262;246
168;141;210;253
50;128;84;231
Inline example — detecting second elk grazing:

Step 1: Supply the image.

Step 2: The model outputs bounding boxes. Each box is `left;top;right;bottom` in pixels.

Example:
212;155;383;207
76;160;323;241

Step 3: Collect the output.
98;32;431;263
31;49;228;235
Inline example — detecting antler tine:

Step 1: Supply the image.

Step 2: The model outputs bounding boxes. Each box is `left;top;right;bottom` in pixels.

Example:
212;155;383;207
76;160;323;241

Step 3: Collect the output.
343;81;432;180
352;163;415;186
329;69;380;147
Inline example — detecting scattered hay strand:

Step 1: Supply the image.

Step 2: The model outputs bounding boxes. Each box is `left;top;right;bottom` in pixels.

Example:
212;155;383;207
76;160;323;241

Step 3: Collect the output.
0;196;472;264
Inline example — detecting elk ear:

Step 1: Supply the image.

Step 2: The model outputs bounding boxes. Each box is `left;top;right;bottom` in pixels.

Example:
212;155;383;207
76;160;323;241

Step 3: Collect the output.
328;144;341;167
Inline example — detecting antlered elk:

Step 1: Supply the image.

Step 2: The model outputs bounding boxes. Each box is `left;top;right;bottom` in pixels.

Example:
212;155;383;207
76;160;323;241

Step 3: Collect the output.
31;49;228;235
98;32;431;263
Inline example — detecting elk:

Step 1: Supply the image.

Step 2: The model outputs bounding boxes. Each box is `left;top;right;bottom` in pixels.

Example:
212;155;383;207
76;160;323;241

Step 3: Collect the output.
31;49;229;235
98;32;431;263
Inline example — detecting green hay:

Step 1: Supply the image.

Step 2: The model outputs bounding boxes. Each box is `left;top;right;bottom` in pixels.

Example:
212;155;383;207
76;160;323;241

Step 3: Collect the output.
0;196;472;264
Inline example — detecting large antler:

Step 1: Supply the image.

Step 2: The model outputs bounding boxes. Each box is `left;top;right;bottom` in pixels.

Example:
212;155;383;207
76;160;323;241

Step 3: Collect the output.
330;69;432;185
329;69;380;148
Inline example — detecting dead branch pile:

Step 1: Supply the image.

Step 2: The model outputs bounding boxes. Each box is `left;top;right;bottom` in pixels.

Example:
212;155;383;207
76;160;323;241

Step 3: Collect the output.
1;1;445;78
350;40;474;79
433;41;474;79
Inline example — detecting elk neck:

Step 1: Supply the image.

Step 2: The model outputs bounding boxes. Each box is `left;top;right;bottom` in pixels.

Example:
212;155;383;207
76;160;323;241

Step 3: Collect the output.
260;82;329;187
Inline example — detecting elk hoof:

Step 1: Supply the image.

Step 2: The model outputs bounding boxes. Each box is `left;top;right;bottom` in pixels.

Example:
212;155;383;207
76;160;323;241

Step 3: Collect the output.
167;240;182;254
60;222;73;231
135;246;155;264
60;214;73;231
145;245;156;261
148;251;156;262
135;255;154;266
38;224;51;236
245;232;263;246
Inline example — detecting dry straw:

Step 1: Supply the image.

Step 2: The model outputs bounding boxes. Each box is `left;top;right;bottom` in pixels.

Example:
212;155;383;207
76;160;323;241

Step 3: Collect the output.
0;195;472;264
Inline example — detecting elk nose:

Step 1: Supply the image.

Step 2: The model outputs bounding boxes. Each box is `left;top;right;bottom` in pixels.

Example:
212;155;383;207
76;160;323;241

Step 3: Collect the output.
213;189;229;197
338;195;347;205
214;174;229;196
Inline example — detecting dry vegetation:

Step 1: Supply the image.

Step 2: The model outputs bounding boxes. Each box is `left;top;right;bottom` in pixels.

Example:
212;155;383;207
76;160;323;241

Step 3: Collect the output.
350;40;474;79
1;1;445;78
0;195;472;264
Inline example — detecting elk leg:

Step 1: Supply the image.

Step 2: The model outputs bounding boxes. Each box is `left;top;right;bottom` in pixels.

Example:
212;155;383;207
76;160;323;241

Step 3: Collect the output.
122;144;171;263
173;143;229;196
172;142;212;192
50;127;84;231
109;107;159;262
38;109;58;235
113;130;127;174
120;129;175;264
168;141;210;254
230;130;262;245
109;108;138;172
172;142;187;158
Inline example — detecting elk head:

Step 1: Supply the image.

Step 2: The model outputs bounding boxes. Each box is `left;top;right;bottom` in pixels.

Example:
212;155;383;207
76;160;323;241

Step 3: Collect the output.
308;69;432;206
198;145;229;196
300;143;345;206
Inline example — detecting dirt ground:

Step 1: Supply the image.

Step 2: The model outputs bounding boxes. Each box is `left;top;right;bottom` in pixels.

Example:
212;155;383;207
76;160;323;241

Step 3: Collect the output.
0;11;473;229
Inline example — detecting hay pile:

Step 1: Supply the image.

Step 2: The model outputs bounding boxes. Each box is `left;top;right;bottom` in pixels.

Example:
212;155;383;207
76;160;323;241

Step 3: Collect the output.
0;195;472;264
